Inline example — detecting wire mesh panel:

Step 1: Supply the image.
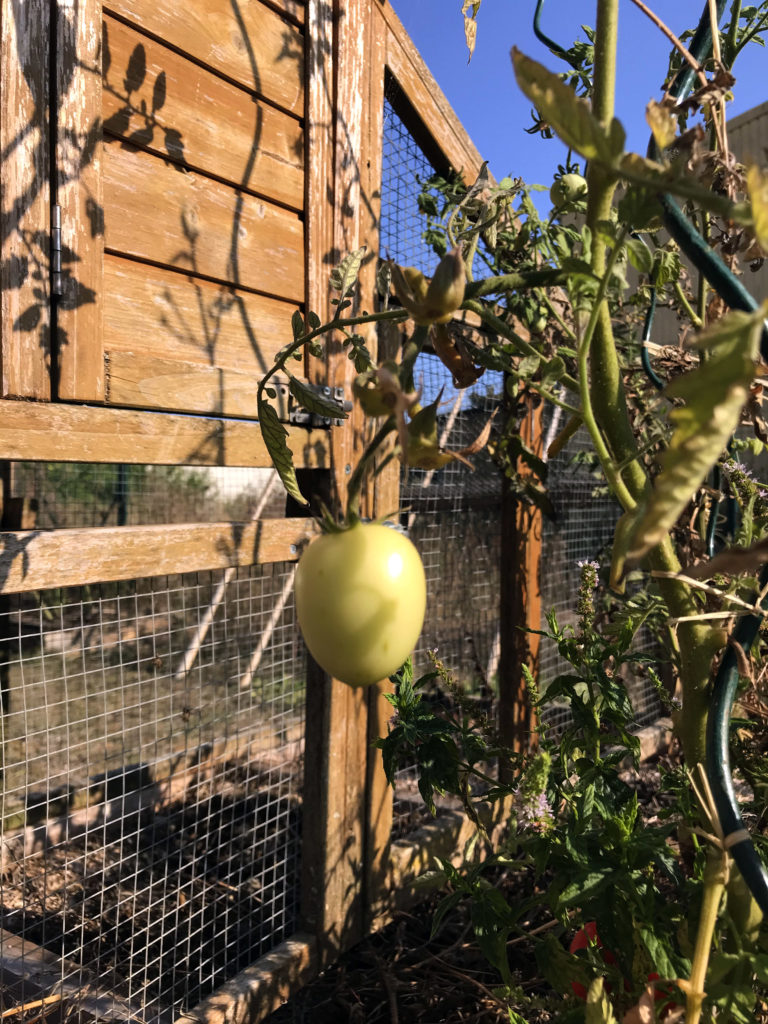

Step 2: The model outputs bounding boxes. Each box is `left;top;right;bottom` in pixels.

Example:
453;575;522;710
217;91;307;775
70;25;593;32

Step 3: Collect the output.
538;411;664;732
380;89;504;836
0;565;305;1021
10;464;285;529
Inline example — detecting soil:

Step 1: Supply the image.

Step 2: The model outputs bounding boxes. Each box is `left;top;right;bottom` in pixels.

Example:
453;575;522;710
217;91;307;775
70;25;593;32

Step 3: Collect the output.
268;762;678;1024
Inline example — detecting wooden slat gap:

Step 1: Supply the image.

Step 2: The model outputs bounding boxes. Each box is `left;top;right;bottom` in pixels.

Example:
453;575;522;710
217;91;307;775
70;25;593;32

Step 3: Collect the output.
100;127;305;216
101;7;306;124
102;248;306;309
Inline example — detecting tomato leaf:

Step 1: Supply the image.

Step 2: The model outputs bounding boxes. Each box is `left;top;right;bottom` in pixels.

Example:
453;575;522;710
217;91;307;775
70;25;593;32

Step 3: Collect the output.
585;978;618;1023
291;309;305;341
746;164;768;252
628;305;766;559
330;246;366;297
258;399;307;506
288;376;347;419
511;48;625;163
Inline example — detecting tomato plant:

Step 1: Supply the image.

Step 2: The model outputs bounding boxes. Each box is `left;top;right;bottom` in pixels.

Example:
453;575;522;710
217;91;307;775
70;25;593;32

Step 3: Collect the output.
295;522;426;687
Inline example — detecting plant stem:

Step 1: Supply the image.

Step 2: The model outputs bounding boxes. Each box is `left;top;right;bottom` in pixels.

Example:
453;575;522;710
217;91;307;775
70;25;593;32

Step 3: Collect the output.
463;300;580;394
686;846;728;1024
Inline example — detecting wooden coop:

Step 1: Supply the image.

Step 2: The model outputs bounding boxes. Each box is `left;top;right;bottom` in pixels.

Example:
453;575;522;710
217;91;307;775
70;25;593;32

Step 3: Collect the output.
0;0;547;1021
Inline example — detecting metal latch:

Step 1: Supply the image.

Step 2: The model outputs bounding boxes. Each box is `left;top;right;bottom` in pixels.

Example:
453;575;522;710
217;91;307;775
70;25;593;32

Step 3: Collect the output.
289;384;349;427
51;204;63;297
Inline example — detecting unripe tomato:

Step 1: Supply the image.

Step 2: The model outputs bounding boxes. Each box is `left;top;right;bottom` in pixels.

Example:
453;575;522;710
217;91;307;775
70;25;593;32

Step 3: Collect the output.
295;522;427;687
550;173;588;208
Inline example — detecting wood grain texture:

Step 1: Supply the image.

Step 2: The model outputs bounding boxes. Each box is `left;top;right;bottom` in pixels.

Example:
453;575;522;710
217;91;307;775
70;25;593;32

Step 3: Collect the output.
103;255;292;374
102;15;304;211
103;0;304;116
0;518;319;593
178;934;317;1024
498;396;542;769
105;350;290;419
103;142;304;302
0;0;52;399
0;399;329;467
381;0;484;183
56;0;105;401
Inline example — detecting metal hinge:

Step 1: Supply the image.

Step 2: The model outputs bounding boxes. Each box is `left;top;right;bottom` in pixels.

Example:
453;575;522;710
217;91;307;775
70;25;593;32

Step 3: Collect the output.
51;204;63;297
289;384;349;427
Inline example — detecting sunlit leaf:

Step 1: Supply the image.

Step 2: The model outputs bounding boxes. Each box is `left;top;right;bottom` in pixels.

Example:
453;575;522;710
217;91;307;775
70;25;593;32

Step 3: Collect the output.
258;399;307;505
511;48;625;163
288;377;347;419
747;164;768;252
628;305;766;559
330;246;366;297
645;98;677;151
585;977;618;1024
461;0;481;60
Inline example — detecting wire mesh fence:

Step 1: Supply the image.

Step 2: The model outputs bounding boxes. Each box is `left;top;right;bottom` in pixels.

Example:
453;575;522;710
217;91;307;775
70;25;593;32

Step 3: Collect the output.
380;88;505;837
10;464;285;529
537;411;664;734
0;565;304;1021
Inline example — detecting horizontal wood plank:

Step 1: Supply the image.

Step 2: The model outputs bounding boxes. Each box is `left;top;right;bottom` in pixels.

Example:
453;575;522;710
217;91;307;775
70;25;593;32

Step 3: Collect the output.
105;350;291;419
103;0;304;116
103;142;305;303
0;399;329;468
380;3;484;183
0;518;320;593
102;16;304;211
103;255;293;373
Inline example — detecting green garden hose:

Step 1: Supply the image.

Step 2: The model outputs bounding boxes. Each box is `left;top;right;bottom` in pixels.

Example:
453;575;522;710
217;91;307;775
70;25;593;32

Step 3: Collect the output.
652;0;768;911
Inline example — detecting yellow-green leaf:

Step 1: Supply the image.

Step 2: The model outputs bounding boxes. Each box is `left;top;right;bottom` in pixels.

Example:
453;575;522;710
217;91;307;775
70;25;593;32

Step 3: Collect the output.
628;305;767;560
747;164;768;252
511;48;625;163
258;399;307;506
645;98;677;151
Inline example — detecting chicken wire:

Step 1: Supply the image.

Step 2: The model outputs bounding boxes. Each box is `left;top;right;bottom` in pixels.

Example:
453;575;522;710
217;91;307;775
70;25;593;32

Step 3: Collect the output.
0;564;305;1021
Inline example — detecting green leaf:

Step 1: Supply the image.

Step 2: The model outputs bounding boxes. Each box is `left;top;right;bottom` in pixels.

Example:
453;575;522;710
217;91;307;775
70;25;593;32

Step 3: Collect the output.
330;246;367;297
628;305;767;559
291;309;305;341
258;399;307;506
511;48;625;163
307;310;321;330
747;164;768;251
625;236;653;275
585;978;618;1023
287;377;347;419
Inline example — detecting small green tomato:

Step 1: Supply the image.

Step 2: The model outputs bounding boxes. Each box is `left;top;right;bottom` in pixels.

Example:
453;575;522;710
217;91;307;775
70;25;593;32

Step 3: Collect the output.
550;173;588;208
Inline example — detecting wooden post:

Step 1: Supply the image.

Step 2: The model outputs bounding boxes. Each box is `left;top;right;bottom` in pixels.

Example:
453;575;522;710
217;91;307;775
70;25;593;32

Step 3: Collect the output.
0;0;52;398
300;0;374;967
498;391;543;778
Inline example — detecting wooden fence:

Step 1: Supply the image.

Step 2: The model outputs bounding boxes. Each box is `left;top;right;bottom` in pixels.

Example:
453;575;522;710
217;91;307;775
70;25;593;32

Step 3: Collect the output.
0;1;542;1020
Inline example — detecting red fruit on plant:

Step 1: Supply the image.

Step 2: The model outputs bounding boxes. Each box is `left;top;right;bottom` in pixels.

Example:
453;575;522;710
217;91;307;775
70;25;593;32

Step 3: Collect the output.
568;922;616;1001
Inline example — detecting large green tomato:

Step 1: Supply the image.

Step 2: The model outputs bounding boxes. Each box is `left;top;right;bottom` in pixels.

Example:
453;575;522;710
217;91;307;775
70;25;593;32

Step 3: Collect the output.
294;522;426;687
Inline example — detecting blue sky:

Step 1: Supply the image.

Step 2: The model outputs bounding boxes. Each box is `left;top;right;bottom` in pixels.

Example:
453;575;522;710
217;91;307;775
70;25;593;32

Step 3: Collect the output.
389;0;767;189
